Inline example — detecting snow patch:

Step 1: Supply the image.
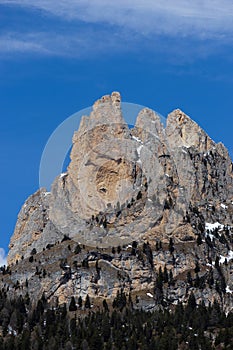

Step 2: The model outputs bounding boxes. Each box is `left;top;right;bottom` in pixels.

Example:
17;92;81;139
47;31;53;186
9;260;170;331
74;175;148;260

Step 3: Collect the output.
60;173;67;178
137;145;143;157
206;263;213;267
221;203;228;210
219;250;233;264
146;293;153;298
226;286;233;294
205;222;223;231
204;152;210;157
132;136;143;144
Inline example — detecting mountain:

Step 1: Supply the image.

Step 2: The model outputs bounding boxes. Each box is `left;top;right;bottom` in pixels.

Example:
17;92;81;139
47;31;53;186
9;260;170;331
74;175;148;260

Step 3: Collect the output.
2;92;233;315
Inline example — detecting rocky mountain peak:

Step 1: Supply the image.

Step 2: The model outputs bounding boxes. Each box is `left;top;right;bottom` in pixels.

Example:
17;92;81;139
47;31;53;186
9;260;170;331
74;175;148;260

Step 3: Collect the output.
8;92;233;264
166;108;214;151
5;92;233;314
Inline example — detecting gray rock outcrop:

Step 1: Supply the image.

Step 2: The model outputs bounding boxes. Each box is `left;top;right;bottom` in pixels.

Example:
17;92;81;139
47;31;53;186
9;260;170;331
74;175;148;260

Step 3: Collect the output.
8;92;233;265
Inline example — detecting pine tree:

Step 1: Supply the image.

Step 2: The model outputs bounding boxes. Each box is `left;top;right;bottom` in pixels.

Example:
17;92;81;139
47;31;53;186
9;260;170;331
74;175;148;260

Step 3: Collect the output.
78;296;83;308
215;255;220;269
85;295;91;309
187;292;196;310
69;297;77;312
103;299;109;312
169;238;174;254
163;266;169;283
196;233;203;245
187;271;193;286
74;244;82;254
194;261;200;273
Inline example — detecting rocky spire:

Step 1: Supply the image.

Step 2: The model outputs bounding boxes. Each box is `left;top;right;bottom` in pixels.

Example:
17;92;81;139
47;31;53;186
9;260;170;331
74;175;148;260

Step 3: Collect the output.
8;92;233;265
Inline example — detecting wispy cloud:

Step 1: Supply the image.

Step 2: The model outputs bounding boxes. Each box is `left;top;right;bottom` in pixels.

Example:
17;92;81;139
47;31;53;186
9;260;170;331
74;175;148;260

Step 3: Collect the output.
1;1;233;57
0;248;7;267
2;0;233;37
0;29;134;57
0;33;52;54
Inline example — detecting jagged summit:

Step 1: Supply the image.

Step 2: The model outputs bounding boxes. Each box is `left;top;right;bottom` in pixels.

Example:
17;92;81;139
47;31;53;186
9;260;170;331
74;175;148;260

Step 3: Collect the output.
5;92;233;313
8;92;233;265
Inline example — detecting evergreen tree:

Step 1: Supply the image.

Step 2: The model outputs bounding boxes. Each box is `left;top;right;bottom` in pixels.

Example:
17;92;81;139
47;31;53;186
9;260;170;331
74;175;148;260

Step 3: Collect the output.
85;295;91;309
103;299;109;312
69;297;77;312
194;261;200;273
196;233;203;245
215;255;220;269
74;244;82;254
187;271;193;286
169;238;174;254
78;296;83;308
163;266;169;283
187;292;196;311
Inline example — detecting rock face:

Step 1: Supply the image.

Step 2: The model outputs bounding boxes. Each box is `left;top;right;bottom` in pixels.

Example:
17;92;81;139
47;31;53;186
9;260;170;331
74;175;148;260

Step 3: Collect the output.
5;92;233;312
8;92;233;264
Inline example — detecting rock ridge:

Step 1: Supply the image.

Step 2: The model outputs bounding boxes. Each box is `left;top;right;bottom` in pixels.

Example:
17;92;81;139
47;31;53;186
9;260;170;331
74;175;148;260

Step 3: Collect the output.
8;92;233;265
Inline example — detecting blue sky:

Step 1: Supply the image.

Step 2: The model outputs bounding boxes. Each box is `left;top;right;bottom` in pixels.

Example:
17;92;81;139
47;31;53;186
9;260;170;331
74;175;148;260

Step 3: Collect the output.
1;1;233;265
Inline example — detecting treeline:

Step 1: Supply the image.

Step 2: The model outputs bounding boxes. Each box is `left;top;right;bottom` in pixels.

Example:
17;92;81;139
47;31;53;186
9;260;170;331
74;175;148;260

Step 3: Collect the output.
0;288;232;349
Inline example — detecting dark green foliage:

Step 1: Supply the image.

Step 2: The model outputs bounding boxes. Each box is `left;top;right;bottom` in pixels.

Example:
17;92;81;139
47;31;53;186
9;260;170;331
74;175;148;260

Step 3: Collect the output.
112;290;127;310
187;271;193;286
142;242;153;267
194;261;200;273
169;270;174;286
30;248;37;256
78;296;82;308
163;265;169;283
82;258;89;268
169;237;174;254
131;241;138;255
197;233;203;245
136;191;142;200
215;255;220;269
103;299;109;312
187;292;197;310
84;294;91;309
0;286;232;349
69;296;77;312
74;244;82;254
61;235;71;242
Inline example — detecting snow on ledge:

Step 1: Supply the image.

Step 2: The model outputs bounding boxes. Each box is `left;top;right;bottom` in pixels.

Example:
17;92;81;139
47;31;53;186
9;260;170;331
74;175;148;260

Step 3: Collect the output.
60;173;68;178
205;222;223;231
132;136;143;144
146;292;154;298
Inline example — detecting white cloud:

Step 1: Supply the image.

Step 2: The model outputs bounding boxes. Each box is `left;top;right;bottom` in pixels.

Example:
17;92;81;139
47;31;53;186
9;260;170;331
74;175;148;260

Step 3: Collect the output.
0;33;52;54
1;1;233;57
0;29;132;57
0;248;7;267
2;0;233;38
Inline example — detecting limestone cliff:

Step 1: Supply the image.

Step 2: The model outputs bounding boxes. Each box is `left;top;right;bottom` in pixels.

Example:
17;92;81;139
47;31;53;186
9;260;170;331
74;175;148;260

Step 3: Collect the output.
4;92;233;312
